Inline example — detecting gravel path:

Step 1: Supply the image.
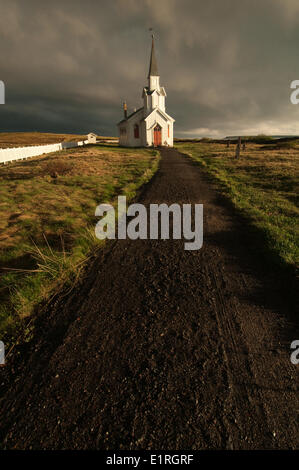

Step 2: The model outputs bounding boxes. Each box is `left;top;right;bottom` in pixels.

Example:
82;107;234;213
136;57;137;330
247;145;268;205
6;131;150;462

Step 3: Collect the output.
0;148;298;450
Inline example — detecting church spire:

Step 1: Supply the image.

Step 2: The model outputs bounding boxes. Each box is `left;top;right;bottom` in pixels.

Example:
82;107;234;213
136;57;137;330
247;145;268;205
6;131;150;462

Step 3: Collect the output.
148;35;159;78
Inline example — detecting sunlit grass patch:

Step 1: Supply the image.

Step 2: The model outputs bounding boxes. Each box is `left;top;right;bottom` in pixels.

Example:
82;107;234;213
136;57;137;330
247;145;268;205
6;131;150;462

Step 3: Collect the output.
176;141;299;269
0;143;159;347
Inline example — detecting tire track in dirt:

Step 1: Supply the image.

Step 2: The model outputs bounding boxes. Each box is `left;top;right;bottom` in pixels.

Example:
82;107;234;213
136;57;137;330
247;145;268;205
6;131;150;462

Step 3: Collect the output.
0;148;298;449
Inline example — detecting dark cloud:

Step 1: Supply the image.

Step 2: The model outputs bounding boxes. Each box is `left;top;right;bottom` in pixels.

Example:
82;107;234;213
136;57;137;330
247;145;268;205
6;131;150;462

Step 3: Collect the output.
0;0;299;137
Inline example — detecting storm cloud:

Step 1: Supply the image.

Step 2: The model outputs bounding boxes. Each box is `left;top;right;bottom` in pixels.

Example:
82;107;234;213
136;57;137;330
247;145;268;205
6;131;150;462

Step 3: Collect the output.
1;0;299;137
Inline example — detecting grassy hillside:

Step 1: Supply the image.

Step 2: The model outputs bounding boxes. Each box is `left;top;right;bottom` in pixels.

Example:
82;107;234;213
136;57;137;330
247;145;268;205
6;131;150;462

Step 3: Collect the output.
0;132;90;148
0;143;159;347
176;140;299;269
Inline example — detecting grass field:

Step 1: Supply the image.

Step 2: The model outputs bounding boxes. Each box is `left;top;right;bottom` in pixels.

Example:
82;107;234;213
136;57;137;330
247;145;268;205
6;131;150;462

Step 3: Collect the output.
176;140;299;270
0;142;159;347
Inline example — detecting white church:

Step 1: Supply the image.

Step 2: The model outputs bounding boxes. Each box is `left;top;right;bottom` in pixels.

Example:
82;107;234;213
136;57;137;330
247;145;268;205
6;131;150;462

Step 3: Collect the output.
118;36;175;147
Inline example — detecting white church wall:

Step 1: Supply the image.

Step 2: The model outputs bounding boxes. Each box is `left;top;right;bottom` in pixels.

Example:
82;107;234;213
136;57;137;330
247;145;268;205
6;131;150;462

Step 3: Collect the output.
149;76;160;91
140;121;147;147
150;92;165;113
119;135;126;146
161;120;169;146
162;116;173;146
119;121;128;146
130;113;143;147
143;94;149;115
145;111;164;142
146;113;173;147
170;123;174;146
158;95;165;113
151;92;158;109
167;122;174;147
119;111;144;147
145;126;152;146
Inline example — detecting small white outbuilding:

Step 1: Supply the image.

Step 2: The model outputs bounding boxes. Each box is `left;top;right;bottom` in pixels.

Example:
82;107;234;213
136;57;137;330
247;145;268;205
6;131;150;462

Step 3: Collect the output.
87;133;97;144
117;36;175;147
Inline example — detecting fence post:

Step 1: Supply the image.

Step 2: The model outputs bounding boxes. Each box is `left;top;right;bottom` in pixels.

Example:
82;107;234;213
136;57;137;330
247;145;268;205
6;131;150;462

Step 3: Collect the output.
235;137;241;158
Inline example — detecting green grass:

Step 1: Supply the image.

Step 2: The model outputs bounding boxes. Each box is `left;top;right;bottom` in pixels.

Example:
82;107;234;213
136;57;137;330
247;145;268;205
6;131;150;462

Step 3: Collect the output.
176;141;299;269
0;144;160;348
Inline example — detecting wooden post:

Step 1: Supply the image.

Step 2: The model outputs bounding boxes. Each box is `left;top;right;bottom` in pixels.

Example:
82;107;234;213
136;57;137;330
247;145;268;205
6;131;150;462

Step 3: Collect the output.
226;140;230;148
235;137;241;158
242;141;246;151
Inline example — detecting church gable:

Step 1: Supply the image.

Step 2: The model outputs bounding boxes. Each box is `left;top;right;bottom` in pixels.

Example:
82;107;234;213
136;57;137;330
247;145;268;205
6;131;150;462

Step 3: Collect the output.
145;108;174;124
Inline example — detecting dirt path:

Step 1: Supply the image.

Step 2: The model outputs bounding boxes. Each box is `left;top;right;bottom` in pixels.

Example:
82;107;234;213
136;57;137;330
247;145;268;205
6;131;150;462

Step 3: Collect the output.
0;148;298;450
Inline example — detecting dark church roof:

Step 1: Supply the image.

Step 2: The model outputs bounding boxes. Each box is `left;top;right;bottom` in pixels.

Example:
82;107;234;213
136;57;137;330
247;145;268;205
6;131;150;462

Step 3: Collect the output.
148;36;159;78
117;107;143;125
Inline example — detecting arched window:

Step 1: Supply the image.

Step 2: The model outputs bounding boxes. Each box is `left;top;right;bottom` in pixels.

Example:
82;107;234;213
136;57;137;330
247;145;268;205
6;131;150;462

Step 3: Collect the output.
134;124;139;139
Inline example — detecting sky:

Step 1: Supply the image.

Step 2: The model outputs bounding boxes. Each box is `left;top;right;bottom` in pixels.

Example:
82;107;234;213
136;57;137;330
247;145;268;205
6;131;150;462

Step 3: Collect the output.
1;0;299;138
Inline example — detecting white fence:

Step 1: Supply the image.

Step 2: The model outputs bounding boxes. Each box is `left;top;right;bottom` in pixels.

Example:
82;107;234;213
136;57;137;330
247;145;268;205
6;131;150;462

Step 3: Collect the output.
0;139;89;164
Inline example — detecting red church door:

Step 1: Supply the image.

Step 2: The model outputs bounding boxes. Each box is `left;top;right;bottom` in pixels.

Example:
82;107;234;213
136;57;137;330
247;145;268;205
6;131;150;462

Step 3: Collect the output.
153;124;162;146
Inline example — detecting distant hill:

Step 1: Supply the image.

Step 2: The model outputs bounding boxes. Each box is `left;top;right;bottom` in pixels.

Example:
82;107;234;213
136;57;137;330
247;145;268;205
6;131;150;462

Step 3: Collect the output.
224;135;299;141
0;132;87;149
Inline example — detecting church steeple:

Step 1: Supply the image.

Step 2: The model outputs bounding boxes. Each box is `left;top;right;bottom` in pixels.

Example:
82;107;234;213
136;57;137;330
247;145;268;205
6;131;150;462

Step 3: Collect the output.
118;32;174;148
148;35;159;78
147;35;160;92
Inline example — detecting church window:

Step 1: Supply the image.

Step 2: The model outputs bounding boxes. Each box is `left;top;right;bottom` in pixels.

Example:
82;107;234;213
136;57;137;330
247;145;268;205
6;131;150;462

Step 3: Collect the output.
134;124;140;139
